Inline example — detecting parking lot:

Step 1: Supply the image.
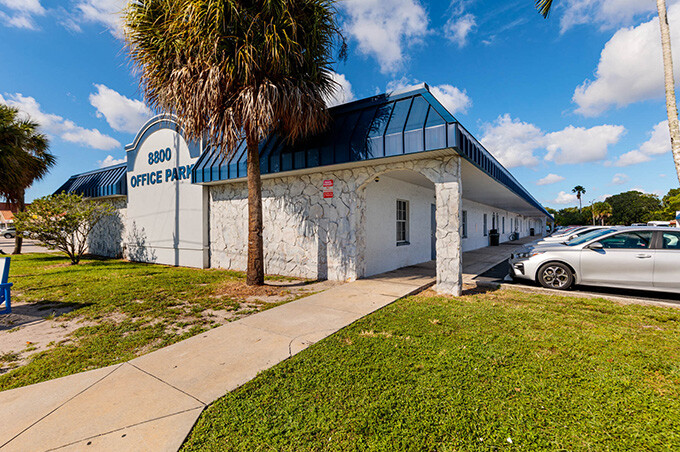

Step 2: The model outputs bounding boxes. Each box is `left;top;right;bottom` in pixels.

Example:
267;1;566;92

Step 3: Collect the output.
475;261;680;308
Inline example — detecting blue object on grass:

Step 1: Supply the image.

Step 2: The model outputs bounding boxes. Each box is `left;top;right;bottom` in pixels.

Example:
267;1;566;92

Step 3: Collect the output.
0;257;12;315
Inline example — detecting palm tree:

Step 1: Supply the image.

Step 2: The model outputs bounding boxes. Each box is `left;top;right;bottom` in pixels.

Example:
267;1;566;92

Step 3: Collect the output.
0;104;55;254
572;185;586;211
656;0;680;185
592;201;613;225
124;0;344;286
535;0;680;184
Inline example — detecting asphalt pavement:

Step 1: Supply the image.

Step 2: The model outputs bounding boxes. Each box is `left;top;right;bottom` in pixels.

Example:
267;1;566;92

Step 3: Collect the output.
475;260;680;308
0;237;52;255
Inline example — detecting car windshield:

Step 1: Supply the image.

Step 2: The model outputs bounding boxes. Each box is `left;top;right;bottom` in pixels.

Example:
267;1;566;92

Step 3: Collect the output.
565;228;615;246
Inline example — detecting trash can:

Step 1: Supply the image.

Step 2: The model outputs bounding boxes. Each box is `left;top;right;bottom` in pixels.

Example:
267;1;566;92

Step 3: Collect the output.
489;229;500;246
530;228;535;236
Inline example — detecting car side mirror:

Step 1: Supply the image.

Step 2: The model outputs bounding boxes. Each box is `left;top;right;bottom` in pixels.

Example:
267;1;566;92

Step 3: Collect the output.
588;242;604;250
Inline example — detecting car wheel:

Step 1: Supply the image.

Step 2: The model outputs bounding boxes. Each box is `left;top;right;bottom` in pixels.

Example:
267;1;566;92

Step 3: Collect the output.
3;233;12;239
537;262;574;290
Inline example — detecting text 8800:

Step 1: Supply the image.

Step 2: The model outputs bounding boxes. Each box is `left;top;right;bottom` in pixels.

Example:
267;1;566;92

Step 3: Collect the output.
148;148;172;165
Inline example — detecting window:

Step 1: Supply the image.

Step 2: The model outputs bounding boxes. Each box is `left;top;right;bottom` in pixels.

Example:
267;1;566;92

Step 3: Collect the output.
396;200;409;245
502;217;505;234
492;213;496;230
599;231;653;249
461;210;468;238
483;214;488;236
662;231;680;250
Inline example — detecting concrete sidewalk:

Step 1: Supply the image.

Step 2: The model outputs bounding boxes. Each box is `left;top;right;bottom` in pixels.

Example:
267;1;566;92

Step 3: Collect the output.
0;263;435;452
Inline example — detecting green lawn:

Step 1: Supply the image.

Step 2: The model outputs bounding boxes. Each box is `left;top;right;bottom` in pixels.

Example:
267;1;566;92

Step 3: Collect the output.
0;253;300;391
182;289;680;451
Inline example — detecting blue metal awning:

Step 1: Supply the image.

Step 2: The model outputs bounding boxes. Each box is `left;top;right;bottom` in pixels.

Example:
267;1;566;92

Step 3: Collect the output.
55;163;127;198
191;84;552;219
192;85;458;184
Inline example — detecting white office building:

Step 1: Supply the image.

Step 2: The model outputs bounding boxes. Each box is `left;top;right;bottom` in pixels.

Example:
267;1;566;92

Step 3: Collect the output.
57;84;552;296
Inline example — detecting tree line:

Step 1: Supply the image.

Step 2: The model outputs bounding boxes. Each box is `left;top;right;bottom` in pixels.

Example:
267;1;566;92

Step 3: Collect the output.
547;188;680;226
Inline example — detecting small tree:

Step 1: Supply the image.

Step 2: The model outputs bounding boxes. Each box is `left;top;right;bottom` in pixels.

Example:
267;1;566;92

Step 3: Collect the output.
13;193;114;264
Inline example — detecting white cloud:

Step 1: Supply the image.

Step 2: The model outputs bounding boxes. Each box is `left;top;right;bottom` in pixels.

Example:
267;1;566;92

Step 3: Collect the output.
98;155;126;167
544;125;625;164
559;0;657;33
0;0;45;29
639;120;671;155
68;0;127;38
481;114;625;168
612;150;651;167
611;120;670;166
444;13;476;47
0;92;120;150
551;191;579;205
341;0;428;73
573;4;680;116
537;173;565;186
430;84;472;115
480;115;544;168
325;72;356;107
89;84;152;134
386;78;471;115
611;173;629;185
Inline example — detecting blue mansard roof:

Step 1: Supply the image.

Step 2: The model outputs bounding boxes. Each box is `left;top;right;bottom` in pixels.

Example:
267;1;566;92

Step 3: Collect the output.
55;163;127;198
191;84;552;219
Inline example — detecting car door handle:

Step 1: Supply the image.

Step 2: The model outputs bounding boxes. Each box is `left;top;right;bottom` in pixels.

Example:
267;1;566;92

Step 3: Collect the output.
636;254;652;259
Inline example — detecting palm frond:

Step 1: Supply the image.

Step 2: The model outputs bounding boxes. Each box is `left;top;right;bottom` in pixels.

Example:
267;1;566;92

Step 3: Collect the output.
535;0;554;18
123;0;345;156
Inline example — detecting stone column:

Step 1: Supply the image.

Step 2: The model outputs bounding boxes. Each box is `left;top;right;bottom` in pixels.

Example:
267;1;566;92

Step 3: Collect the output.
434;158;463;296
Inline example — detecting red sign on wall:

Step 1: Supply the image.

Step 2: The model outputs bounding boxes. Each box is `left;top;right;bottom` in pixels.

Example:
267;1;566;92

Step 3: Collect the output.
323;191;334;198
323;179;333;187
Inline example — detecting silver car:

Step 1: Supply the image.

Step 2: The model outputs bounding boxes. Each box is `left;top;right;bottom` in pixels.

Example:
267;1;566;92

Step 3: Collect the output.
1;227;15;239
537;226;609;244
509;226;680;294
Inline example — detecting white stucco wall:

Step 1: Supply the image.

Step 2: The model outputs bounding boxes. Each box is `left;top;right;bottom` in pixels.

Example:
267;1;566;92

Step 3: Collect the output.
364;175;435;276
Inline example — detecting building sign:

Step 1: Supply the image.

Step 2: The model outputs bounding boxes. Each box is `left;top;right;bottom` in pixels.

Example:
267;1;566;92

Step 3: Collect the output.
323;179;333;198
125;118;207;268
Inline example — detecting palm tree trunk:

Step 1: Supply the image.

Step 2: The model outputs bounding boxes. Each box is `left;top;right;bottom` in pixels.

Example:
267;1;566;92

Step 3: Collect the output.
657;0;680;185
246;133;265;286
12;192;24;255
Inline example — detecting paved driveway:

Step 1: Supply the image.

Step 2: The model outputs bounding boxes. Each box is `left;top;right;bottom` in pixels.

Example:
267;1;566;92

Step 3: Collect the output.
0;238;52;254
476;261;680;309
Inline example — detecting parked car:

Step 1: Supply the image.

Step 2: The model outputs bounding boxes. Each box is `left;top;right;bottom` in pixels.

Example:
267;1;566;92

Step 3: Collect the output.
537;226;609;244
1;227;15;239
509;226;680;294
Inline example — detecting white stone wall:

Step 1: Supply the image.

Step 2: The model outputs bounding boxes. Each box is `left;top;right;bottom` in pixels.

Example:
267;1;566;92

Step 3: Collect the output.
209;155;463;295
88;197;128;258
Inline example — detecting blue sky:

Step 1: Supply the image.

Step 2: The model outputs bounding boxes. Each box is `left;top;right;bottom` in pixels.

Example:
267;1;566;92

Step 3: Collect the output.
1;0;679;209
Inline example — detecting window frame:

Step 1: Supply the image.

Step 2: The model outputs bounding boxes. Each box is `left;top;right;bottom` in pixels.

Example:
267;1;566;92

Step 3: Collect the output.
598;230;654;250
483;213;488;237
396;199;409;246
659;230;680;250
